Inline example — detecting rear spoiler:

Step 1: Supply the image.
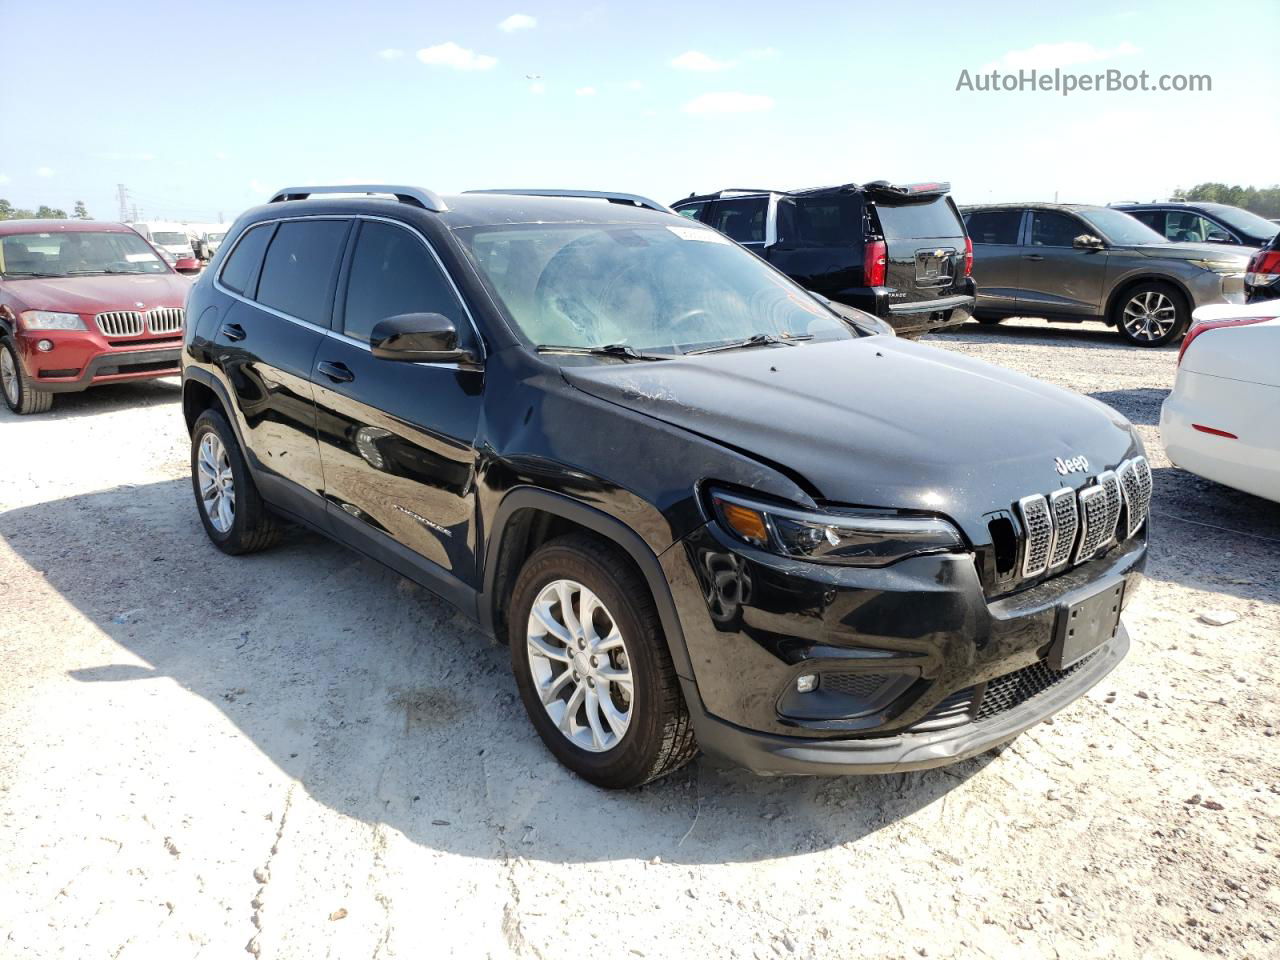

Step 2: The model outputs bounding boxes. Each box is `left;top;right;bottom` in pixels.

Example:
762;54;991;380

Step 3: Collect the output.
862;180;952;202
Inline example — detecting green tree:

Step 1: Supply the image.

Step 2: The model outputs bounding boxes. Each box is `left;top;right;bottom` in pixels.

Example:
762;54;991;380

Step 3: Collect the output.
1182;182;1280;219
35;205;68;219
0;198;12;219
73;200;91;219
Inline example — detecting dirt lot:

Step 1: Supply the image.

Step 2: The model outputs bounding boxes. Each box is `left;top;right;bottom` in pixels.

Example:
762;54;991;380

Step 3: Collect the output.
1;318;1277;960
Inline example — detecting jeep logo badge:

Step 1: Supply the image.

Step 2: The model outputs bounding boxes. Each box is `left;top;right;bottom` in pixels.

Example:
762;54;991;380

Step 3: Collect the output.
1055;455;1089;476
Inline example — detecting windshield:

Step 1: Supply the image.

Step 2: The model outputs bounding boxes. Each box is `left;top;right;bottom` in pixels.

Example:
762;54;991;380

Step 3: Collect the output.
152;231;189;246
455;222;856;354
0;230;170;278
1201;204;1278;241
1078;208;1168;246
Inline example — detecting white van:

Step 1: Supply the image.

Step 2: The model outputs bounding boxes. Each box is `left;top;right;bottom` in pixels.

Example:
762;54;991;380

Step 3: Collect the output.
130;221;196;262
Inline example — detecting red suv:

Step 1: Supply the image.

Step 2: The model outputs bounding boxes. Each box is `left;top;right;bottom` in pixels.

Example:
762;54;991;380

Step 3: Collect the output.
0;220;190;414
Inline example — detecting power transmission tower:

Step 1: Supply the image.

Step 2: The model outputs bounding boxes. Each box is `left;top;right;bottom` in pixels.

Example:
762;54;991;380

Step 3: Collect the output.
117;184;130;222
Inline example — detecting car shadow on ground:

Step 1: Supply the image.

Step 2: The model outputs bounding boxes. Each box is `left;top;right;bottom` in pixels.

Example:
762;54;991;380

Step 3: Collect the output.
2;479;995;866
1088;388;1167;426
0;378;180;423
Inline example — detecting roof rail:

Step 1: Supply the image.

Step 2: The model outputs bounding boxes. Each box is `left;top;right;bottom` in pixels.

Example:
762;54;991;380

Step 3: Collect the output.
465;188;673;214
269;185;448;212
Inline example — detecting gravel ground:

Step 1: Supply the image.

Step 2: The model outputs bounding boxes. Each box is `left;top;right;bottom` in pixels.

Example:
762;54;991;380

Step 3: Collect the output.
1;318;1277;960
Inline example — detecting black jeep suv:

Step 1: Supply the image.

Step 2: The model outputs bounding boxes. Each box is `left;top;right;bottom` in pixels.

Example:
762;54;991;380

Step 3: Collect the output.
181;184;1150;788
672;182;976;338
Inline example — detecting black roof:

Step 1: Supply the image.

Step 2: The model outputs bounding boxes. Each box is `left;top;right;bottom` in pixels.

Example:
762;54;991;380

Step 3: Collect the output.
958;201;1104;213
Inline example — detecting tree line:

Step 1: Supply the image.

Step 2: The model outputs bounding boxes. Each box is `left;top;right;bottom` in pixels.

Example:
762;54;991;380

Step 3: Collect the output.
1173;183;1280;219
0;199;91;220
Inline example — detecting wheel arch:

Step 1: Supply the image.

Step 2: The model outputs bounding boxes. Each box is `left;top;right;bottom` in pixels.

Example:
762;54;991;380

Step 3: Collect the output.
1103;273;1193;328
480;487;694;680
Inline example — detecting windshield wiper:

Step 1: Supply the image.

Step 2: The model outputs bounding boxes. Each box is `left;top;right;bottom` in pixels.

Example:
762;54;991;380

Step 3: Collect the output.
685;332;813;355
1;271;65;279
536;343;668;361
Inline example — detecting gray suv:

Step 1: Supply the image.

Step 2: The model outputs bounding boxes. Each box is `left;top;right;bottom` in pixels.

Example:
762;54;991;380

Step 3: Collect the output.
962;203;1251;347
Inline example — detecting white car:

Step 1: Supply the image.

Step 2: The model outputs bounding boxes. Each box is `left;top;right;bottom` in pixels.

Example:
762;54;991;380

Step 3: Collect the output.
1161;302;1280;502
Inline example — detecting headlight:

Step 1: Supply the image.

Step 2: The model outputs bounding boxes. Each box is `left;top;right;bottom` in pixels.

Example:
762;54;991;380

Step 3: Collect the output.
710;490;964;566
1189;258;1247;275
20;311;86;331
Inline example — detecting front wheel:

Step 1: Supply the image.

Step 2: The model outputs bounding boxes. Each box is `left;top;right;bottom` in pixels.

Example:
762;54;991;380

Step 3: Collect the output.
508;534;698;788
1;339;53;415
1114;282;1189;347
190;409;280;554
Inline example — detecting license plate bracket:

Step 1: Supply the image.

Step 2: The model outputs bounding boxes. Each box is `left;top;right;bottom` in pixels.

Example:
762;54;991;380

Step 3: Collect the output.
1050;578;1124;671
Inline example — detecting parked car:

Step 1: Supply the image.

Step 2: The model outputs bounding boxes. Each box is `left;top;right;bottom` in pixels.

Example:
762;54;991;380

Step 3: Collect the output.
671;182;975;338
1111;201;1277;249
0;220;188;414
182;184;1151;788
1161;302;1280;503
962;202;1251;347
130;221;201;275
1246;231;1280;302
192;224;231;262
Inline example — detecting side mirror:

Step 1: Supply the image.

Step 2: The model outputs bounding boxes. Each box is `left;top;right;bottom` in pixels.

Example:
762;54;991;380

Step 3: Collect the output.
370;313;478;365
1072;234;1105;250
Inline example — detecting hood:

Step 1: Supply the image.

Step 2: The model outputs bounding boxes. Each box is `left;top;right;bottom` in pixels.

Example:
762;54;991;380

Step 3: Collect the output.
5;273;190;315
561;337;1139;539
1127;241;1253;262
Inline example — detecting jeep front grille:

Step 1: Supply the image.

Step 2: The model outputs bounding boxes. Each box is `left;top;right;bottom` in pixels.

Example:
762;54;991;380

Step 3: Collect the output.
96;311;144;336
147;307;184;334
1118;457;1153;539
1016;494;1053;577
1075;469;1123;564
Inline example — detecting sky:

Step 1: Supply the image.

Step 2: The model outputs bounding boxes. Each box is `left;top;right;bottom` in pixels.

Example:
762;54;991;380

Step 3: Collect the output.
2;0;1277;224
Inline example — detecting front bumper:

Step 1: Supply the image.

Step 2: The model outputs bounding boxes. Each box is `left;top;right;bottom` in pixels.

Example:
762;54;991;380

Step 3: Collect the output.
661;519;1146;775
16;330;181;394
686;624;1127;775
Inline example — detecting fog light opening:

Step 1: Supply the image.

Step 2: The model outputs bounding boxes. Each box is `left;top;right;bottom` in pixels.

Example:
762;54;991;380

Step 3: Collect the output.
796;674;818;694
37;340;54;352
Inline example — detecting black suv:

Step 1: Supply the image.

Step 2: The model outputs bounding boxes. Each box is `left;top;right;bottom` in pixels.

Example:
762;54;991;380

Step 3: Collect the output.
182;184;1150;788
671;182;976;338
1111;201;1277;249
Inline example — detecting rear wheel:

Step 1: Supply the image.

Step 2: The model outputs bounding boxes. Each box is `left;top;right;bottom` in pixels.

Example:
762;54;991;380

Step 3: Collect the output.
508;534;698;788
1113;282;1188;347
190;408;280;554
1;339;54;415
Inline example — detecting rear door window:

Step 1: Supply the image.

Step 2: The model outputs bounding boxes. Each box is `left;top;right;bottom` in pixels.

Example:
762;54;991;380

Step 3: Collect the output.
964;210;1022;245
708;197;767;244
1029;211;1086;248
219;223;274;295
255;220;350;325
341;221;467;343
876;197;964;240
790;195;860;244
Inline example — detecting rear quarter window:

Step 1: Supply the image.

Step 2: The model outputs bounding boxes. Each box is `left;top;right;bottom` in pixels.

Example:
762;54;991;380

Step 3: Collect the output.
964;210;1022;245
219;223;274;295
875;196;964;240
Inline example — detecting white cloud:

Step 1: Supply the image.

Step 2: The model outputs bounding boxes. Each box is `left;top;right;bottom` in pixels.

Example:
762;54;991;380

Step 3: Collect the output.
671;50;735;72
498;13;536;33
529;81;546;95
682;92;774;114
36;166;54;177
575;86;596;96
248;179;273;195
417;42;498;71
377;48;405;60
0;173;9;185
214;151;229;161
982;40;1140;72
625;80;644;91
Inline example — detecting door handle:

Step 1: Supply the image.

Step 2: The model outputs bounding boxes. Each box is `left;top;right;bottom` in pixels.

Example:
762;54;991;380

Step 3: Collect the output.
220;322;246;341
317;360;355;384
1023;254;1045;261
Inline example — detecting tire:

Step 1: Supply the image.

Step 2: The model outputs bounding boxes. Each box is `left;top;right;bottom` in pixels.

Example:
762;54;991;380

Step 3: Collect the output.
1;339;54;415
1112;281;1189;347
975;316;1004;326
190;408;280;554
508;533;698;788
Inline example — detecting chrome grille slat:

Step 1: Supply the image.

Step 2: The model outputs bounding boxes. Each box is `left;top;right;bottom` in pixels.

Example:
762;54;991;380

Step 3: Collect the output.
1048;487;1079;569
147;307;184;334
95;311;144;337
1017;494;1052;577
1118;456;1153;539
1074;469;1122;564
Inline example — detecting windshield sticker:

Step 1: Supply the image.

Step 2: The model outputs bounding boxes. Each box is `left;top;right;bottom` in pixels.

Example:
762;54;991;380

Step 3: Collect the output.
666;225;731;244
125;253;160;262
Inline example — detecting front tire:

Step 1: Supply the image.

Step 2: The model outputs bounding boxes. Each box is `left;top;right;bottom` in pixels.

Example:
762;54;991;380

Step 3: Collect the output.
190;408;279;554
1113;282;1189;347
1;339;53;415
508;534;698;788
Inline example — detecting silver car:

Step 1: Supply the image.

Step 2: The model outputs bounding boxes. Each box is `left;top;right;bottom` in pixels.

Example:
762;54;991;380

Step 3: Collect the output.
962;202;1250;347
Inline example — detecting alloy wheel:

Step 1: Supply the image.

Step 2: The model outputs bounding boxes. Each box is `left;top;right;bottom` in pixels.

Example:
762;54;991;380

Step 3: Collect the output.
525;578;634;752
1;347;17;405
197;432;236;533
1122;291;1177;343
